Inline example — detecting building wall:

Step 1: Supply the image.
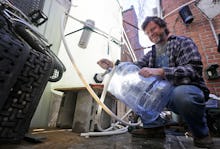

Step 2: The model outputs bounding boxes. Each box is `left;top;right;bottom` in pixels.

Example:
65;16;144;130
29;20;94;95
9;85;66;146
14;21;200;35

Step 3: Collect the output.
122;6;144;61
162;0;220;96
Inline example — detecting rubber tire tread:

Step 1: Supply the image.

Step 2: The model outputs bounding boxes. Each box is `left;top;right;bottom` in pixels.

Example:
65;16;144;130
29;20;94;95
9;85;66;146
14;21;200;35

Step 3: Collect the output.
0;48;53;143
13;22;65;82
0;15;30;110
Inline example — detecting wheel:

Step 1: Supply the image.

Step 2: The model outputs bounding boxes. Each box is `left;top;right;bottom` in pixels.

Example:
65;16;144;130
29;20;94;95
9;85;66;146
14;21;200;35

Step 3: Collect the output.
0;15;30;111
13;21;66;82
0;13;53;143
0;48;53;143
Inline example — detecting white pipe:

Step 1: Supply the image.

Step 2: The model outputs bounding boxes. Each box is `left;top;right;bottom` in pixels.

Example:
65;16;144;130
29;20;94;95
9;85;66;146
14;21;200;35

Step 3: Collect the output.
163;0;197;19
209;94;220;101
195;8;219;46
117;0;137;62
208;19;219;46
97;108;140;132
80;126;128;137
95;71;117;132
60;14;140;127
122;27;137;62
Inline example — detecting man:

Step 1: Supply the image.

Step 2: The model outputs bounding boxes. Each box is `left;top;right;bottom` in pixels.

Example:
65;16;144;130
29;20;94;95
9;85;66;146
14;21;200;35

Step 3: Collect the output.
97;16;213;148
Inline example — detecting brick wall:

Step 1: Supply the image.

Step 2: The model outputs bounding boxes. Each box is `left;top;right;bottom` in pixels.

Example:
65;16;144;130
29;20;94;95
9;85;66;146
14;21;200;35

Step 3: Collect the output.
162;0;220;96
122;6;144;61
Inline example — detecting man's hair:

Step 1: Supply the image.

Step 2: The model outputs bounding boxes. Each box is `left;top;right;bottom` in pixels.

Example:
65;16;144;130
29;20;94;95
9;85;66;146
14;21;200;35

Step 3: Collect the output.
141;16;170;35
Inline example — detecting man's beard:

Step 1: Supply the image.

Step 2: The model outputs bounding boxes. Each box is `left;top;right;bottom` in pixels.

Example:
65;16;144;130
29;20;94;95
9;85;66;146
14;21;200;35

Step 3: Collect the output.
155;32;167;45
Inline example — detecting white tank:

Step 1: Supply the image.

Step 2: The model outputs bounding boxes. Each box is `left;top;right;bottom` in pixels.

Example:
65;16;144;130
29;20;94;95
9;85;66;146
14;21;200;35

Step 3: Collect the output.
52;0;122;89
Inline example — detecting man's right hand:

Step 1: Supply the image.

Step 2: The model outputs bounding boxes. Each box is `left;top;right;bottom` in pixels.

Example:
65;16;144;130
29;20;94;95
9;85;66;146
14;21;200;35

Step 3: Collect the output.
97;58;113;70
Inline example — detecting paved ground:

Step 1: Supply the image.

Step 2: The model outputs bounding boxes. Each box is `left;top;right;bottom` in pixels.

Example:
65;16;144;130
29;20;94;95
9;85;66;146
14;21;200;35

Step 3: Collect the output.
0;128;220;149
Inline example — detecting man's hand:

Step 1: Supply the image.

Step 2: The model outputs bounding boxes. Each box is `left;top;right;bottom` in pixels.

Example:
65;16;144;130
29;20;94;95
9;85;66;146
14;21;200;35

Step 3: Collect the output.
139;67;164;78
97;58;113;70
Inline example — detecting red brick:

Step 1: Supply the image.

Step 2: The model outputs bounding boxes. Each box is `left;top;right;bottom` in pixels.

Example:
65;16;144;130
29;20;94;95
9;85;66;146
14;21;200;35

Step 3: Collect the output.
162;0;220;95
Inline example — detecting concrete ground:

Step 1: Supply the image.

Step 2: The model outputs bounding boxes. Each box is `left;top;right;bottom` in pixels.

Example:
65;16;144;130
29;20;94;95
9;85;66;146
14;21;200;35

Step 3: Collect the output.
1;127;220;149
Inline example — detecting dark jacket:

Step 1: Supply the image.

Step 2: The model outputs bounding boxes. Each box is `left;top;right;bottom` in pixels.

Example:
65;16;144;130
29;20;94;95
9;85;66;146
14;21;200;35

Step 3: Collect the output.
135;35;210;100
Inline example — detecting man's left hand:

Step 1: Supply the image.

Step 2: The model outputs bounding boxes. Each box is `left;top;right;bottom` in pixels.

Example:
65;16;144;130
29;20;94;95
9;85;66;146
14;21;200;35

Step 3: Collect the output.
139;67;164;78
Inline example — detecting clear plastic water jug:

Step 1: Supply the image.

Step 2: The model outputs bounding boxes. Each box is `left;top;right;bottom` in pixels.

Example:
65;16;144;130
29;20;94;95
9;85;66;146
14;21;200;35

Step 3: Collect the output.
107;62;173;124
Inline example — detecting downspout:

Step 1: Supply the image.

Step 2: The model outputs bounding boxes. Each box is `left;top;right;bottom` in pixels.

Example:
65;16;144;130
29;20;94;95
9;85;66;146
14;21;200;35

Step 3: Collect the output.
208;18;218;46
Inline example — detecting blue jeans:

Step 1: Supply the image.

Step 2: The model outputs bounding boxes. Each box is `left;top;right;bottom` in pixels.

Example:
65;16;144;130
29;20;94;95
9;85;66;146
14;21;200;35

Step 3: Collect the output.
142;85;209;138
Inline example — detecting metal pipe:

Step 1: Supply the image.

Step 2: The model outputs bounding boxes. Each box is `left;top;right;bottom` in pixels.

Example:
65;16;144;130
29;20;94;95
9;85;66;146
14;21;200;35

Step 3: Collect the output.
208;18;219;46
163;0;196;19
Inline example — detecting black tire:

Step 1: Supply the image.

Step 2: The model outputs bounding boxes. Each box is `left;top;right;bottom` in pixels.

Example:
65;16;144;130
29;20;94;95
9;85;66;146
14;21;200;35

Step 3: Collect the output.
13;21;65;82
0;15;30;110
0;48;53;143
0;14;53;143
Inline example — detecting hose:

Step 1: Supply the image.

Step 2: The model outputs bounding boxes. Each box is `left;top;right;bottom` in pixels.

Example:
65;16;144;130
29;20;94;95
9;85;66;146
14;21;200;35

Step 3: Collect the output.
80;126;128;137
60;13;141;127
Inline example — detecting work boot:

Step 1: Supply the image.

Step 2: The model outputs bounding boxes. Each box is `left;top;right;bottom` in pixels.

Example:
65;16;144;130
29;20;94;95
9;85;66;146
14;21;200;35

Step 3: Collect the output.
193;134;214;148
130;126;166;139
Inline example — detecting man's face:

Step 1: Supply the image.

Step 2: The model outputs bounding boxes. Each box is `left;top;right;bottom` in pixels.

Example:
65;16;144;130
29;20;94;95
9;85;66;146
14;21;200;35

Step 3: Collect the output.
144;21;166;44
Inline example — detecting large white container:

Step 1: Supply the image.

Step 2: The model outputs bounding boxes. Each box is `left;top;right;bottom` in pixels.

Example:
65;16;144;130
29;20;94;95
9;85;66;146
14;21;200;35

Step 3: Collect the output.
52;0;122;89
